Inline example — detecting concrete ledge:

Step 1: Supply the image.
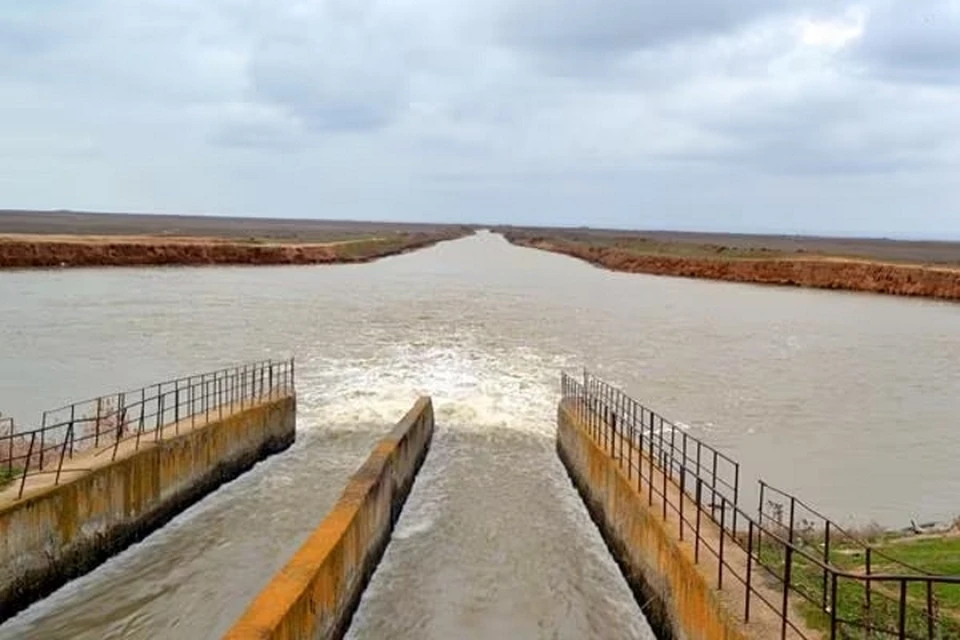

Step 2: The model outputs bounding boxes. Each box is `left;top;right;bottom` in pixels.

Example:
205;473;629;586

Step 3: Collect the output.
556;401;747;640
224;396;434;640
0;395;296;622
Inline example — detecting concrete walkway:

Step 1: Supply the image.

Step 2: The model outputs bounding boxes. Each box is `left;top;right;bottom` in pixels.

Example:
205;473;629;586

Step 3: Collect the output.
570;404;821;640
0;392;288;507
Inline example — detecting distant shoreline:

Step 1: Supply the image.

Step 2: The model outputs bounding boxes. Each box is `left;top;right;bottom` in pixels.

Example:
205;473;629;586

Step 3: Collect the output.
0;211;472;269
506;234;960;302
0;232;468;270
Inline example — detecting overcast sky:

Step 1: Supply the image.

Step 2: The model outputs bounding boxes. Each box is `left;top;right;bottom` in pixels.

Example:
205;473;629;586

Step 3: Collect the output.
2;1;959;237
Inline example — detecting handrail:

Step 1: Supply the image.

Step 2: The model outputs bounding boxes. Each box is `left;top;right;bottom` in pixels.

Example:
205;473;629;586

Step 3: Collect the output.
562;370;960;640
1;358;295;500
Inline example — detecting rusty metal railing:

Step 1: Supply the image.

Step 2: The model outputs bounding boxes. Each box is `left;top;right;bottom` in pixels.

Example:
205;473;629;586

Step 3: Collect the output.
1;358;294;500
561;371;960;640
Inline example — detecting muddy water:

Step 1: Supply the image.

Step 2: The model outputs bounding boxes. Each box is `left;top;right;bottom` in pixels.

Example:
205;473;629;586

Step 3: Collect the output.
0;231;958;638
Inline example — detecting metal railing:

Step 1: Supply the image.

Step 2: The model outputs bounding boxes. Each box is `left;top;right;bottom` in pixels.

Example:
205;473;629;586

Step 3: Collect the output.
1;359;294;500
562;371;960;640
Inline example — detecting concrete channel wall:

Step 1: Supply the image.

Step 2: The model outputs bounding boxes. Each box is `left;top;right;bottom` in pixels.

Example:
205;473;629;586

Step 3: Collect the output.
0;396;296;622
556;401;746;640
224;396;435;640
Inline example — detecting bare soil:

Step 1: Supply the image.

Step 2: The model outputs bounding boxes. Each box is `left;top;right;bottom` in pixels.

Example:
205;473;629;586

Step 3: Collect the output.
495;225;960;266
0;210;471;269
0;209;470;242
503;230;960;302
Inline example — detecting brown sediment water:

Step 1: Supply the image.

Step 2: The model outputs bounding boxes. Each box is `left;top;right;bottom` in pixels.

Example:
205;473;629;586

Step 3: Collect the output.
0;231;957;638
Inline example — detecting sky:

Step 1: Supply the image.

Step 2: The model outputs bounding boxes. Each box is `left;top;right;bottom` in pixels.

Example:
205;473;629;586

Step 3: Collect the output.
1;0;959;238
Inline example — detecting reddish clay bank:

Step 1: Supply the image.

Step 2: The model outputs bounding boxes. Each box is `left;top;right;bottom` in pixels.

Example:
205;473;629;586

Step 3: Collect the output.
512;237;960;302
0;232;467;269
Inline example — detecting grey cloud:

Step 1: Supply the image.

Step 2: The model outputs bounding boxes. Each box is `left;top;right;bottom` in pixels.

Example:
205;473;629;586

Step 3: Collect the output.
248;54;403;132
243;3;420;133
684;86;959;175
1;0;960;236
497;0;832;61
853;1;960;84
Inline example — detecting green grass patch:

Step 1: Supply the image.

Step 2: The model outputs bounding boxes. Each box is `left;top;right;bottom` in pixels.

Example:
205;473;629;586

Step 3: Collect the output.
0;466;21;489
756;535;960;638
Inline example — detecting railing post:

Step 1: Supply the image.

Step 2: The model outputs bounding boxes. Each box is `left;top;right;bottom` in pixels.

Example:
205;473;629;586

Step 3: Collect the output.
780;496;796;639
823;521;831;611
718;496;726;589
175;380;180;427
155;390;164;442
682;431;688;480
781;548;793;639
94;397;102;448
758;481;766;557
865;546;872;621
657;415;665;481
136;388;145;451
746;519;754;623
695;478;702;563
733;463;740;535
669;422;676;483
68;404;75;458
662;445;668;521
112;399;126;462
927;579;935;640
620;392;626;463
898;580;907;640
648;410;655;507
637;404;644;492
696;439;702;490
55;424;71;485
18;433;36;499
711;451;719;518
680;463;686;541
626;402;633;481
39;424;45;471
5;427;11;478
117;392;125;439
830;572;839;640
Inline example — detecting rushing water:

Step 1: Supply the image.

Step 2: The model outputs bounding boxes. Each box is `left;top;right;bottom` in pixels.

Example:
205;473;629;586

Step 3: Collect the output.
0;231;958;638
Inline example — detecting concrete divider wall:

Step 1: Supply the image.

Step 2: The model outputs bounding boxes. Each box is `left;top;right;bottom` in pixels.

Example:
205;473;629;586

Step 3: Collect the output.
556;401;747;640
0;396;296;622
224;396;434;640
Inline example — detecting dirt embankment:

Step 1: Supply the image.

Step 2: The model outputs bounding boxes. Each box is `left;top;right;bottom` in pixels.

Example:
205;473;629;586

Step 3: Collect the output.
509;236;960;301
0;231;468;269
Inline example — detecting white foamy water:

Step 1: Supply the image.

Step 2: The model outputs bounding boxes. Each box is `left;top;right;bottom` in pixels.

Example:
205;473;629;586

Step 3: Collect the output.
298;342;571;436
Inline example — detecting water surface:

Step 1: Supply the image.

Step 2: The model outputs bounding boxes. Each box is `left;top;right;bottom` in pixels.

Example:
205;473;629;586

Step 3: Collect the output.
0;231;957;638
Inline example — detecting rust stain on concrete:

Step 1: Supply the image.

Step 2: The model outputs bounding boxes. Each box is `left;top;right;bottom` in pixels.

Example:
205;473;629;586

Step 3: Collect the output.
224;397;434;640
0;396;296;623
557;402;751;640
